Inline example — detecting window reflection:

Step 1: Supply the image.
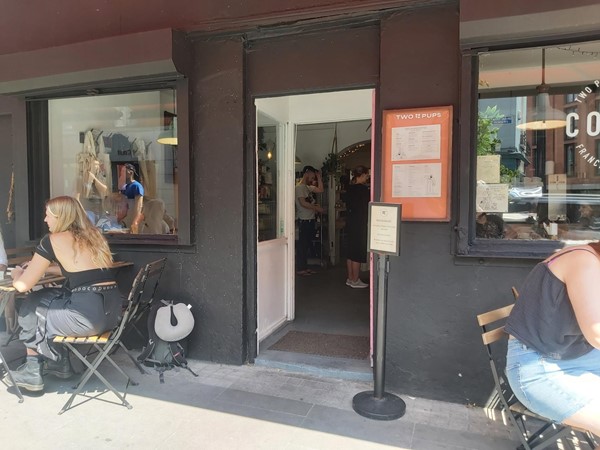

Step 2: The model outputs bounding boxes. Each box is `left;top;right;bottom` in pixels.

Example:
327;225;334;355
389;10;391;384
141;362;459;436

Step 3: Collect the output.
48;90;178;236
477;41;600;242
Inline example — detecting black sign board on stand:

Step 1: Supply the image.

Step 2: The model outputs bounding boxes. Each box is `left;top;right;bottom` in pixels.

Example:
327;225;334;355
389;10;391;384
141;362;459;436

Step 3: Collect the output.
353;202;405;420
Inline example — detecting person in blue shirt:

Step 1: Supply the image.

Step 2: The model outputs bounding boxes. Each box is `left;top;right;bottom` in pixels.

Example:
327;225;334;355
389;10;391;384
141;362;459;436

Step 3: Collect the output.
120;163;144;233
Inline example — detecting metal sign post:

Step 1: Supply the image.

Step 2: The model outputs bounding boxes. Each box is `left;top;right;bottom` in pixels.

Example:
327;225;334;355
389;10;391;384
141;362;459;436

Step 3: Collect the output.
353;203;405;420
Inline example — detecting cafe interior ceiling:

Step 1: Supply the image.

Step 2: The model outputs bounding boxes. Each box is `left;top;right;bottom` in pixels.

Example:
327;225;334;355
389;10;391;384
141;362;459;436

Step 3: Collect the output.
478;40;600;92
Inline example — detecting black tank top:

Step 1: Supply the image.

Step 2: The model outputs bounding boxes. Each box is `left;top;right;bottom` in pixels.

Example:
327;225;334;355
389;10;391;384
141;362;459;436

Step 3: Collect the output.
35;234;115;289
505;248;595;360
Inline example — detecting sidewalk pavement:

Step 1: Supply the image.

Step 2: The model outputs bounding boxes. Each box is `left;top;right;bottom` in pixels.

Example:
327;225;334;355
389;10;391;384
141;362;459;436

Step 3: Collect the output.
0;340;567;450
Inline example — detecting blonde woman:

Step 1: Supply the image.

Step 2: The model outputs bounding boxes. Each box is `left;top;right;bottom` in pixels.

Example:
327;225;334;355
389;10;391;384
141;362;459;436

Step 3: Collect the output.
4;196;121;392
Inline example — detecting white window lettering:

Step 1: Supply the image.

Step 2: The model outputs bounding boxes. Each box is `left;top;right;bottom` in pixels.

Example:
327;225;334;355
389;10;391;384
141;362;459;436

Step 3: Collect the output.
587;111;600;137
566;112;579;138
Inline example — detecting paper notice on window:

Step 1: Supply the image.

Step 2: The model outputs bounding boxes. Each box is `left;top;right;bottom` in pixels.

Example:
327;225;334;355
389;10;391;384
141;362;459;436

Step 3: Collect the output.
391;124;441;161
476;183;509;212
547;173;567;221
392;163;442;198
476;155;500;184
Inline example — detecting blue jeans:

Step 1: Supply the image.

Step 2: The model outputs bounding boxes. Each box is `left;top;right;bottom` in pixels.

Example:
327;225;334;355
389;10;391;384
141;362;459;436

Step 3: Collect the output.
506;337;600;422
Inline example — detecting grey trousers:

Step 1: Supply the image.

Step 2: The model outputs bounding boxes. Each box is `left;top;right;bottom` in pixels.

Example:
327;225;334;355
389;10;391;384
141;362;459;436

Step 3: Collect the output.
18;285;122;359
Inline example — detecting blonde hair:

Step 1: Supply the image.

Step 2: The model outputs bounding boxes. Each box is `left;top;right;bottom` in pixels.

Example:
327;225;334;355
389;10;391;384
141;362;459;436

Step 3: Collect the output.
46;196;113;268
141;199;168;234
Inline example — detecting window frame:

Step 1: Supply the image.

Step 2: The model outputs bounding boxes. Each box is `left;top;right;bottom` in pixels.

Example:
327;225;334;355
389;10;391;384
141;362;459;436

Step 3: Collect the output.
26;78;192;246
565;143;576;177
456;52;564;259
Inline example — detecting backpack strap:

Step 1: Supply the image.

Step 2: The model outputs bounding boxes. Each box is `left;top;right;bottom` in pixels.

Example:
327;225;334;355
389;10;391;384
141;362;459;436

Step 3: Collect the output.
169;342;198;377
136;338;156;363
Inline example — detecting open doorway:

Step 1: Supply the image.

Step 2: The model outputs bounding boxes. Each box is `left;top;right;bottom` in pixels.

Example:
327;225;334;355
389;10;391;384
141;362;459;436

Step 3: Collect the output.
256;89;374;378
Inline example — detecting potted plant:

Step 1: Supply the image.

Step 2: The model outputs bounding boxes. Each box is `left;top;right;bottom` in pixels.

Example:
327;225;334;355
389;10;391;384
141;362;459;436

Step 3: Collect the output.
321;152;342;183
477;106;521;184
477;105;503;156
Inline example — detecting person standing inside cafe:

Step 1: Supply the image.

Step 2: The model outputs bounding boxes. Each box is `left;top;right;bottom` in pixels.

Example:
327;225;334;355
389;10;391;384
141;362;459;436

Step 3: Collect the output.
120;163;144;234
345;166;370;288
4;196;121;393
295;166;324;276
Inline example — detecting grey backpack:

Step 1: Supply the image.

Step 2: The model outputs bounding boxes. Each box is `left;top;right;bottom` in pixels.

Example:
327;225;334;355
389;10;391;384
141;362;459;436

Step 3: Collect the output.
137;300;198;383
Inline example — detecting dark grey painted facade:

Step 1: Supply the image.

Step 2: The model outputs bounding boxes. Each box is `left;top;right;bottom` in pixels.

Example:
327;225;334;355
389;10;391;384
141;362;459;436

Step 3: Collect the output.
1;0;596;405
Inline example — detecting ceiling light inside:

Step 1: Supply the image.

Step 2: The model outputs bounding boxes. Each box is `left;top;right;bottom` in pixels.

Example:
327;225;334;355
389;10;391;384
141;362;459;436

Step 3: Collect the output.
517;48;567;131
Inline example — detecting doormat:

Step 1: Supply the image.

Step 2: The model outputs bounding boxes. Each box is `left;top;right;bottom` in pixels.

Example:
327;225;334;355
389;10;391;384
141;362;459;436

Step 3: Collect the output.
268;331;369;360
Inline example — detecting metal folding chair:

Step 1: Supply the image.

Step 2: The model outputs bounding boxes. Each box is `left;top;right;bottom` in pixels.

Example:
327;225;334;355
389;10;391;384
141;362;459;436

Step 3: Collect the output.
477;293;598;450
118;258;166;374
53;258;166;414
2;246;36;347
0;348;24;402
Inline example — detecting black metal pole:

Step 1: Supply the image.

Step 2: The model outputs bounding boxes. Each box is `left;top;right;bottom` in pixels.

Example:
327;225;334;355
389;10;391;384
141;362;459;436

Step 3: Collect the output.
374;254;388;398
352;253;405;420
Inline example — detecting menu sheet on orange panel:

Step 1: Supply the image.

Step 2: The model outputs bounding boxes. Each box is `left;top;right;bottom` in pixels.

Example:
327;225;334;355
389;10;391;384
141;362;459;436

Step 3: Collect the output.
381;106;452;221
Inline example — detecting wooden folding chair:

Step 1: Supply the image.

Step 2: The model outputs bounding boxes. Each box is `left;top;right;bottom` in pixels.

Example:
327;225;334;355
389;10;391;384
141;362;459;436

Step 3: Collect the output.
477;291;598;449
53;258;166;414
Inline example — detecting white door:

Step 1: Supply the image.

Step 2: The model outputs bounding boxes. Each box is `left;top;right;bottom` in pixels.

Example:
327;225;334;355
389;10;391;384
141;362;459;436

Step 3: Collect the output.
256;101;295;348
255;90;374;354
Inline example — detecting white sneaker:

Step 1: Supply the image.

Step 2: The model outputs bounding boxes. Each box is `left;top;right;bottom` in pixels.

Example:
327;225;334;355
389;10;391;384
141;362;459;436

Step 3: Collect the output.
346;279;353;286
349;279;369;289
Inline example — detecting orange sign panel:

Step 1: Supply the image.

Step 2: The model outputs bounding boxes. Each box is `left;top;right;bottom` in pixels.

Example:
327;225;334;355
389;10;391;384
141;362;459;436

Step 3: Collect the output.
381;106;452;221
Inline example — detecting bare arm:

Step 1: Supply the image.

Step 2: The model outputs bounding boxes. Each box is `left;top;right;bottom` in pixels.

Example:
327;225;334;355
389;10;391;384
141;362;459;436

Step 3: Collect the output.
561;251;600;348
312;171;324;193
130;195;144;234
89;172;108;197
298;197;324;214
11;253;51;293
45;263;62;275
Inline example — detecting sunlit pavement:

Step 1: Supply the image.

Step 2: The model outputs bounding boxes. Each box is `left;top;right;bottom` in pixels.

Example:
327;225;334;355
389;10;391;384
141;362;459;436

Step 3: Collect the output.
0;336;532;449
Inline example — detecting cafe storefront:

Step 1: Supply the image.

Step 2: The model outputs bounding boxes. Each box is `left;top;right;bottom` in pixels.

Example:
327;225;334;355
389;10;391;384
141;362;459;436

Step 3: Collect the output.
1;0;600;405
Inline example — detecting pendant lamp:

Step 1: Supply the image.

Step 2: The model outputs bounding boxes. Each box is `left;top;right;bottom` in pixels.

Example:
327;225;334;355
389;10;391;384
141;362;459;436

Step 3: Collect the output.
157;117;178;145
158;89;178;145
517;48;566;131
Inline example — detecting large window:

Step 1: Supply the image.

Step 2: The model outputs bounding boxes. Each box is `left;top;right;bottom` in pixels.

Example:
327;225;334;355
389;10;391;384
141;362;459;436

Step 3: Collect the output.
474;41;600;247
45;89;180;239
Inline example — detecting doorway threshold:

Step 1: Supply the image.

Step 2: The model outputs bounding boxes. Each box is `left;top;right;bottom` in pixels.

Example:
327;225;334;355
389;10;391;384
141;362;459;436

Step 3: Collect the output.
255;349;372;382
